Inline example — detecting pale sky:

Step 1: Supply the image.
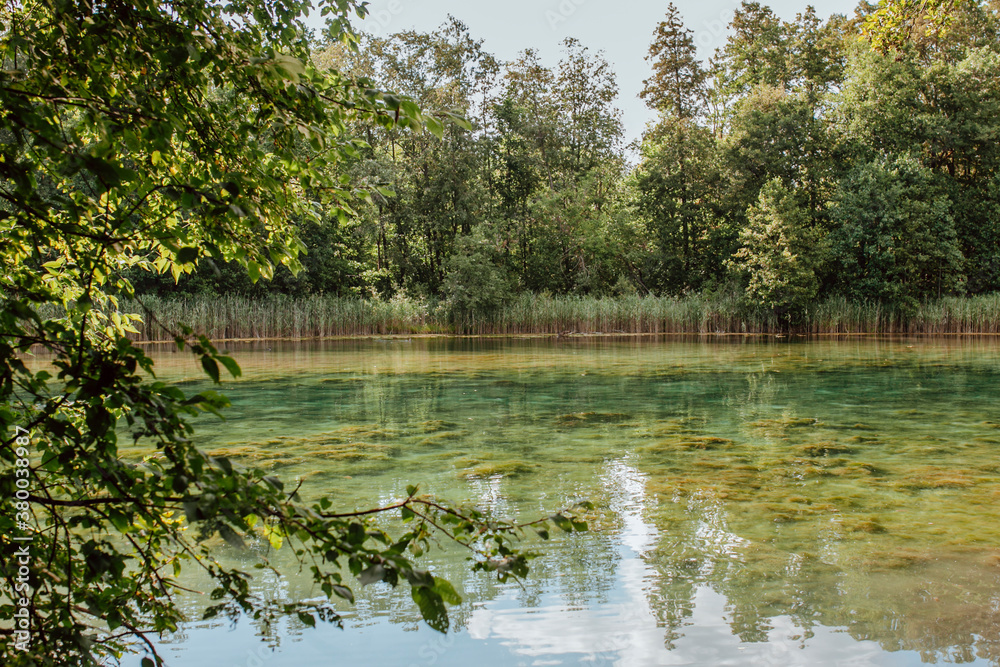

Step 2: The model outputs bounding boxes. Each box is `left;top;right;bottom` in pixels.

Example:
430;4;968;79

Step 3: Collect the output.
311;0;862;142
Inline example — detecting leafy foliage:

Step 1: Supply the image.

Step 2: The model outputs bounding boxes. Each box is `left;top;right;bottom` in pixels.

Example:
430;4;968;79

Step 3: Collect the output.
441;228;514;323
0;1;592;664
6;0;1000;661
118;2;1000;323
730;179;826;322
862;0;979;55
828;156;966;308
641;2;707;118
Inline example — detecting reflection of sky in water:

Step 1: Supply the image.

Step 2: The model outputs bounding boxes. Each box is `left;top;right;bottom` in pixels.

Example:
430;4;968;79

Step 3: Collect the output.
459;459;941;667
127;455;962;667
133;602;948;667
119;337;1000;667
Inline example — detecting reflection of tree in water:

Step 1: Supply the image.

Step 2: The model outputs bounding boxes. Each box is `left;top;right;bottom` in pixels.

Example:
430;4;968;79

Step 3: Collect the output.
636;437;1000;664
153;339;1000;663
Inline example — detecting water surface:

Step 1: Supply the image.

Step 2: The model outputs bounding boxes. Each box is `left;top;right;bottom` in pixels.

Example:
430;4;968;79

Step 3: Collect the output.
126;336;1000;666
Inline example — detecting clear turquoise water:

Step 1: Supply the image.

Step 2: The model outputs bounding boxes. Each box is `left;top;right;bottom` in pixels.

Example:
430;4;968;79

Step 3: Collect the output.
125;336;1000;666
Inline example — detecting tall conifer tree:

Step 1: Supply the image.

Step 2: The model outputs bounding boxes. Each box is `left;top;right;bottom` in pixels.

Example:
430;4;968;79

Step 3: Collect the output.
640;3;706;118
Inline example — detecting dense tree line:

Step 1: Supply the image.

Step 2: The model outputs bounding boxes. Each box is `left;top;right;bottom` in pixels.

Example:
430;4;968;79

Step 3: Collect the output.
133;0;1000;322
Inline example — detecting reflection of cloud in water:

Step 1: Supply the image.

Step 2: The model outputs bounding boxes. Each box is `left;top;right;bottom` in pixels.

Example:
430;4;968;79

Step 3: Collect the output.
466;588;899;666
467;458;665;664
468;474;510;516
463;459;919;667
693;500;752;563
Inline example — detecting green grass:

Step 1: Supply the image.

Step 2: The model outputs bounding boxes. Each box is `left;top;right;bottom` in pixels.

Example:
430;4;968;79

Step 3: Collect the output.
97;292;1000;341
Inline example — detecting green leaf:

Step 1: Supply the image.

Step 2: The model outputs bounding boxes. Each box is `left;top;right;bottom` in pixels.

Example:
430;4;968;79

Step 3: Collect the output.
447;112;473;132
550;513;574;533
200;356;220;384
213;456;233;475
359;564;386;586
297;611;316;628
411;587;449;633
108;510;130;533
218;524;246;549
247;260;261;283
425;116;444;138
405;568;434;588
176;247;199;264
262;524;284;550
432;577;462;605
400;99;421;119
331;585;354;603
215;355;242;379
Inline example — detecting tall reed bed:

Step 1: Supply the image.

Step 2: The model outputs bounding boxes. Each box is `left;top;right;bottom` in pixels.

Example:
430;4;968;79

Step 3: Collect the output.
465;293;780;335
118;295;435;340
79;292;1000;341
809;294;1000;334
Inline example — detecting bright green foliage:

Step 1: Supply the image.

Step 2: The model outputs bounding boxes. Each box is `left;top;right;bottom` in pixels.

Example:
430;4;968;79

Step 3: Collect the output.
716;1;792;97
39;1;1000;323
524;165;631;294
0;1;590;665
827;157;966;308
787;7;850;96
721;86;838;226
482;40;626;294
633;6;725;294
834;40;1000;290
315;25;630;300
555;38;625;174
730;179;825;321
862;0;978;55
329;18;495;296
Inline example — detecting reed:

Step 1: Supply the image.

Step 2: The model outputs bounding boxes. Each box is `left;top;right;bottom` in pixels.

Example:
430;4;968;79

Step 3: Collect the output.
111;294;437;340
48;292;1000;341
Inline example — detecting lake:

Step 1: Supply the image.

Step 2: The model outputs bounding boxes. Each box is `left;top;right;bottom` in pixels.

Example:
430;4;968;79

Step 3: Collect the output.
124;336;1000;666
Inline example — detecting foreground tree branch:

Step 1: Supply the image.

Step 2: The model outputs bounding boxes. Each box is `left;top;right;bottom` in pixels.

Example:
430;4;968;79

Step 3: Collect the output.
0;1;590;665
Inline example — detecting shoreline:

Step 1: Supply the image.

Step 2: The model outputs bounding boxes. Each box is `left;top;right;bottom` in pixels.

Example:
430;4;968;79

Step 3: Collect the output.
127;331;1000;345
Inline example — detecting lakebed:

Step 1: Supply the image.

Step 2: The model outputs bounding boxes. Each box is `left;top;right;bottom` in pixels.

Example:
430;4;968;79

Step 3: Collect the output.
123;336;1000;666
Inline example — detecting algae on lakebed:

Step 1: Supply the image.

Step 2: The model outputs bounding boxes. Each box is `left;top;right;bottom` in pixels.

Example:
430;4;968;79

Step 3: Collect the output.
555;411;631;427
133;336;1000;665
453;454;541;479
202;426;405;472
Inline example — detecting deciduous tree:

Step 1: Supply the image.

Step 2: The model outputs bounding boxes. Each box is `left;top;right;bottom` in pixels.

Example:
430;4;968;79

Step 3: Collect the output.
730;179;826;322
0;2;588;665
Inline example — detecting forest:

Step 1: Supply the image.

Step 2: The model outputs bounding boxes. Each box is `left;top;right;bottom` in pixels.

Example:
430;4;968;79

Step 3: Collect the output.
127;0;1000;330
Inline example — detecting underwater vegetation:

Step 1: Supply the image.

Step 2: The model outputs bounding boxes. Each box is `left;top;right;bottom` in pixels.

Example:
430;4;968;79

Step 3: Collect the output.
119;337;1000;664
